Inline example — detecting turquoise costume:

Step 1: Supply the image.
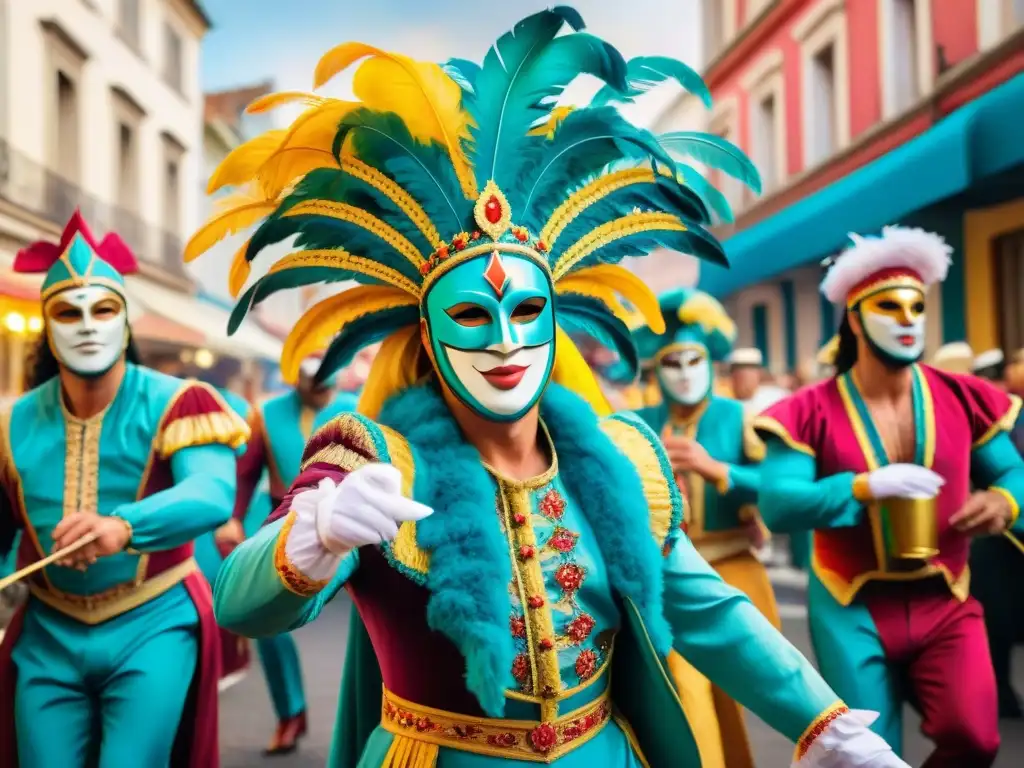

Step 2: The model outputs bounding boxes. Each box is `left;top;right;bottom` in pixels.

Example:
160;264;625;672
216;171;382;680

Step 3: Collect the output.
0;212;248;768
633;288;778;768
232;388;357;738
189;9;867;767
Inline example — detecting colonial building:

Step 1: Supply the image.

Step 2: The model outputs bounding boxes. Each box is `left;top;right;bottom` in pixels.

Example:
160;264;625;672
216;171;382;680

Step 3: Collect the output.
0;0;211;396
691;0;1024;374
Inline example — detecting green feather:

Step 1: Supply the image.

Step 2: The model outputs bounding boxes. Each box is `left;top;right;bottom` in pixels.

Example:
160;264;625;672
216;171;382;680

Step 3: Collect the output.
229;265;367;334
676;163;735;224
316;305;420;384
659;132;762;195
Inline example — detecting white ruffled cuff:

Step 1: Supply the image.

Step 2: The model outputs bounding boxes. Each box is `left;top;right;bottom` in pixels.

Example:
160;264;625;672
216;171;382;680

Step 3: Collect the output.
281;481;345;583
793;709;909;768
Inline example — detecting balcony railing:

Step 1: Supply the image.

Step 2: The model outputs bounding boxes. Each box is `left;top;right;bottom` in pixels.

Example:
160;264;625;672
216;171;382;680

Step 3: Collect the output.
0;138;191;283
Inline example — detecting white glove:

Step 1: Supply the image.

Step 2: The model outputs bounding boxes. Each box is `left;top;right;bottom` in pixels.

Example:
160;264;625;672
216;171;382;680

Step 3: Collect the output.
282;464;432;581
865;464;944;500
793;710;910;768
315;463;432;554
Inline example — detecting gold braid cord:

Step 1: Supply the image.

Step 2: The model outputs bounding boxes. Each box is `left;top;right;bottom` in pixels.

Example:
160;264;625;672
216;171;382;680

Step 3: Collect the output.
541;169;657;249
552;212;687;281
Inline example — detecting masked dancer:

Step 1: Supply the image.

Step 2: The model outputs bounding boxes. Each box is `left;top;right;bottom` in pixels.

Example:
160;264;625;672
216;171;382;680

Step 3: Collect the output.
755;227;1024;767
193;9;907;767
0;212;247;767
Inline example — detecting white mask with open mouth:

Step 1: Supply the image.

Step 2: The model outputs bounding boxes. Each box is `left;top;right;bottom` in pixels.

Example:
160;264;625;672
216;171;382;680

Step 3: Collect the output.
444;342;553;417
45;285;128;377
657;345;712;406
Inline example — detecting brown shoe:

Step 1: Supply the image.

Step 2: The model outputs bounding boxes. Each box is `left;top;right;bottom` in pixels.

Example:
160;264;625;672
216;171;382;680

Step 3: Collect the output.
263;711;308;756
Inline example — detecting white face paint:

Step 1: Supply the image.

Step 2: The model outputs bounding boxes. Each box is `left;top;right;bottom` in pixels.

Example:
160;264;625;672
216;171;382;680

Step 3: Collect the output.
46;286;127;377
443;341;553;417
658;345;711;406
859;287;926;364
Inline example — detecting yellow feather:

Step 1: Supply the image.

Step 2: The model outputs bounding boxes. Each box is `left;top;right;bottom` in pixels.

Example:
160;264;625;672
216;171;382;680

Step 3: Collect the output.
357;326;423;420
227;239;252;298
563;264;665;334
184;199;278;263
541;168;657;247
551;326;613;417
353;56;476;199
266;250;422;297
281;285;418;383
555;276;630;322
551;213;687;281
528;106;574;139
677;292;735;340
207;130;286;194
246;91;326;114
257;100;358;197
313;42;476;199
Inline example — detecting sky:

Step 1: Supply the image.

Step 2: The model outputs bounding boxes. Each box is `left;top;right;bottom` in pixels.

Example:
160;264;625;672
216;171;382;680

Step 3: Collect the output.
200;0;702;105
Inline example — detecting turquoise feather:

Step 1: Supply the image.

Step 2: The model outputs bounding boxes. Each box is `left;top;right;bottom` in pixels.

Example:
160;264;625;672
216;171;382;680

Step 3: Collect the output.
557;292;638;378
592;55;712;109
229;266;370;334
517;108;676;222
317;305;420;383
442;58;479;93
676;163;735;224
565;225;726;275
659;132;763;195
340;109;469;237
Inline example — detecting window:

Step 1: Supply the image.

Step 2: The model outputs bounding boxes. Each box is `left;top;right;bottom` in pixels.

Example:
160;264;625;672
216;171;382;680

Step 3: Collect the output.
808;45;837;164
161;133;186;234
117;122;137;210
703;0;725;62
795;0;850;170
55;71;80;182
880;0;933;117
117;0;140;51
163;23;183;93
742;50;786;194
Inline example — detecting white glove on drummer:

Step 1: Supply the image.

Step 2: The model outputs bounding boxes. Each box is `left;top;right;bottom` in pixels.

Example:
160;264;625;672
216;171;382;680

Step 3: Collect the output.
283;464;432;581
864;464;944;500
793;710;910;768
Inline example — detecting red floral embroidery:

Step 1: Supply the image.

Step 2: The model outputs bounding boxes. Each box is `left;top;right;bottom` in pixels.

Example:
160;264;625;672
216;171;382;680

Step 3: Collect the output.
566;613;596;643
538;637;554;651
509;614;526;638
527;594;545;609
538;489;566;521
513;513;527;526
519;545;536;560
529;723;558;753
575;649;597;681
555;563;585;594
511;654;530;682
453;724;483;738
487;732;519;748
548;527;577;553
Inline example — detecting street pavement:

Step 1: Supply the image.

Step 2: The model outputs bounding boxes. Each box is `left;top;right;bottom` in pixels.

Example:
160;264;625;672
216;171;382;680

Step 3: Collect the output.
219;589;1024;767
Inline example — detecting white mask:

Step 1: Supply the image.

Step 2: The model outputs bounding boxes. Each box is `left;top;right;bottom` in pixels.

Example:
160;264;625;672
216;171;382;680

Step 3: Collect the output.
443;341;553;418
657;345;711;406
858;287;926;365
46;286;128;377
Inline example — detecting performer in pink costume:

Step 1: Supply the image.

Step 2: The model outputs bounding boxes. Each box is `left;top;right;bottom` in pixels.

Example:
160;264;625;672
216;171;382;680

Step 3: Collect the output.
755;226;1024;767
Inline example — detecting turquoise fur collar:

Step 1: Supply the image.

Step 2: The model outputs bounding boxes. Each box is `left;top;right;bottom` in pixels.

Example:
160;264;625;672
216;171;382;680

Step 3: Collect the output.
377;383;671;717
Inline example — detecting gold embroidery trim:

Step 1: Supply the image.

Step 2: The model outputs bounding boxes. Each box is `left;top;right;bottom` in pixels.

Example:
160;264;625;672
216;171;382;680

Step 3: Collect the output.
794;701;850;761
28;557;197;625
502;482;562;721
157;409;250;458
751;415;816;457
380;684;612;764
599;418;674;548
973;394;1023;449
273;510;330;597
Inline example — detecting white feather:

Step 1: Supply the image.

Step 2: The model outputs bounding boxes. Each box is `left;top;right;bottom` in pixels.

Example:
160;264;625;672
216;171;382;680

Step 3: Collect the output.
820;226;952;304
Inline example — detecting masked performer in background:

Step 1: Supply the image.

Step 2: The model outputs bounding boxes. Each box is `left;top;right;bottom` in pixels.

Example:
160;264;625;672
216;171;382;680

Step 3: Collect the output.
192;9;908;767
214;356;355;754
0;212;247;768
755;227;1024;767
632;287;775;768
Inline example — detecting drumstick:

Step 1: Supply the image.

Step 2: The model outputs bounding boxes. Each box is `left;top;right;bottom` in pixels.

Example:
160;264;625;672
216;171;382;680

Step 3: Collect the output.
0;532;100;592
1004;531;1024;557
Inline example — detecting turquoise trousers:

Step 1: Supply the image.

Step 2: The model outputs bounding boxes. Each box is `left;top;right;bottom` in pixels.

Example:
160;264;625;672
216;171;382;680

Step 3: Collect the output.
12;584;198;768
257;632;307;720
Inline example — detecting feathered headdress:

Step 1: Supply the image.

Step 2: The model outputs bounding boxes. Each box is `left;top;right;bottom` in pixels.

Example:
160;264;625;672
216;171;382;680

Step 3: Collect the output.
15;210;138;302
633;287;736;365
186;7;759;417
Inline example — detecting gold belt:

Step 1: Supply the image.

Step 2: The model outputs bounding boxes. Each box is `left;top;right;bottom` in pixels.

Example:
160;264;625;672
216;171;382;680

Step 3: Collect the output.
380;685;612;764
29;557;198;625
